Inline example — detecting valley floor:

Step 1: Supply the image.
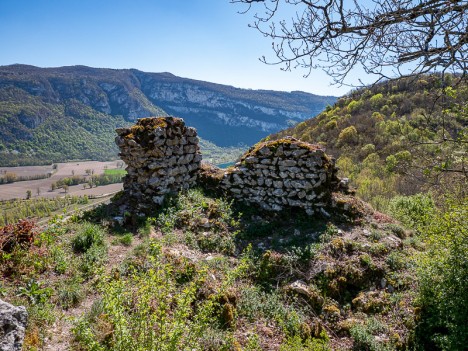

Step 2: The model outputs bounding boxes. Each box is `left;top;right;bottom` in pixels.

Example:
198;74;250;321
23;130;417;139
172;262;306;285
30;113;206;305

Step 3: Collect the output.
0;160;123;201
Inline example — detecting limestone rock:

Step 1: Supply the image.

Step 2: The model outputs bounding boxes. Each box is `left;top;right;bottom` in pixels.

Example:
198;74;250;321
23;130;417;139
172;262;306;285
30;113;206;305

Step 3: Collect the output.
0;299;28;351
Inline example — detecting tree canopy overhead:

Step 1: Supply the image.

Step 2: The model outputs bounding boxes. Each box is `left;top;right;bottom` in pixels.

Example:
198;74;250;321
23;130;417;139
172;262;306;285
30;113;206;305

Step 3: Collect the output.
232;0;468;85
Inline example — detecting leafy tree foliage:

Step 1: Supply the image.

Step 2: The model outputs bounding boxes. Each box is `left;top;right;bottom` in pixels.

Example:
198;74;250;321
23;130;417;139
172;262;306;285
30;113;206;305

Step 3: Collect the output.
268;75;467;208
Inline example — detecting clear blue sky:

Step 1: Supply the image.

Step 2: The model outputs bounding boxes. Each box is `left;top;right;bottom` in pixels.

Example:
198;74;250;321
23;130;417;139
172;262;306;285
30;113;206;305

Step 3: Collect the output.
0;0;351;96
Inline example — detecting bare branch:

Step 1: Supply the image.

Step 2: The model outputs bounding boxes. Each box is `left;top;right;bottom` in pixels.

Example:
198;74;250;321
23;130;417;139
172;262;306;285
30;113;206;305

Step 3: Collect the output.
231;0;468;86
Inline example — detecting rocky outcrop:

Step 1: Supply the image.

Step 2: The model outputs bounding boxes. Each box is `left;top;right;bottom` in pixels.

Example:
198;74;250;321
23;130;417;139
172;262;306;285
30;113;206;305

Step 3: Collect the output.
219;138;349;216
136;71;337;146
115;117;201;212
0;299;27;351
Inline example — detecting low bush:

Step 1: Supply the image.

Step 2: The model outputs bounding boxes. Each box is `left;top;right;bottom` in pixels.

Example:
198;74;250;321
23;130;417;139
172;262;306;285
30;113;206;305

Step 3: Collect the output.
388;194;434;229
73;243;217;351
71;222;105;253
0;219;37;253
415;200;468;350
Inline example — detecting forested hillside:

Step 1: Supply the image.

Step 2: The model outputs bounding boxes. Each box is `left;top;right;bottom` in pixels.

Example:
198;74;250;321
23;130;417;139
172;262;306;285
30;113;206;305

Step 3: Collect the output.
268;75;468;209
0;87;129;165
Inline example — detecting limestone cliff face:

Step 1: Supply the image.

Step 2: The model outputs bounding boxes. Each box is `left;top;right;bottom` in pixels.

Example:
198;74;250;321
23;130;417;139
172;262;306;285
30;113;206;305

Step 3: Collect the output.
0;65;336;149
135;71;336;146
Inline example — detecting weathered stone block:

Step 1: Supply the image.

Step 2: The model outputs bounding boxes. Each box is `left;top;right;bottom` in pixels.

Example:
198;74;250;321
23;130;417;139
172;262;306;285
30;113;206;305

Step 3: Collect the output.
0;299;28;351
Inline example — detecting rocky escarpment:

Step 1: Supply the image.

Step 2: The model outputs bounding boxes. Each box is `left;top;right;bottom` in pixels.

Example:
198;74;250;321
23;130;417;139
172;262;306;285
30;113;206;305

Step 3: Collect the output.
219;138;350;216
115;117;201;212
0;299;28;351
0;65;336;153
134;71;336;146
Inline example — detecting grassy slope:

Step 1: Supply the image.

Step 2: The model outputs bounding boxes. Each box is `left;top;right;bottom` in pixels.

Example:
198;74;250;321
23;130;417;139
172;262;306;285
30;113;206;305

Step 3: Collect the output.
1;188;425;351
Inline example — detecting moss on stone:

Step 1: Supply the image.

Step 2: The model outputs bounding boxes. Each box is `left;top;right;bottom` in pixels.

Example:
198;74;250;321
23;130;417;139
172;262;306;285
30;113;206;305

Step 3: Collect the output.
123;117;167;139
242;138;324;160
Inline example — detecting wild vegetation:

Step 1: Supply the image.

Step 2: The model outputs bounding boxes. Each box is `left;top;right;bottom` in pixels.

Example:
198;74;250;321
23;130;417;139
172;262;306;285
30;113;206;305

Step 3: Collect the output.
50;170;126;192
0;89;129;166
0;195;90;226
0;171;52;184
1;66;466;351
269;75;467;211
1;184;464;350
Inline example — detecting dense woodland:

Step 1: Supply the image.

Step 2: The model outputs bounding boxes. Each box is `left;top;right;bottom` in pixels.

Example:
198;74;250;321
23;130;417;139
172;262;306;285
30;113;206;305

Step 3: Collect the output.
0;87;128;165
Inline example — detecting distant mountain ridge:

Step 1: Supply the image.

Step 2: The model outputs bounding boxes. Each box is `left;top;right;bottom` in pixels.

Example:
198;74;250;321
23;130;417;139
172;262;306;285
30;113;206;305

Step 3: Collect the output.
0;64;335;165
0;64;336;142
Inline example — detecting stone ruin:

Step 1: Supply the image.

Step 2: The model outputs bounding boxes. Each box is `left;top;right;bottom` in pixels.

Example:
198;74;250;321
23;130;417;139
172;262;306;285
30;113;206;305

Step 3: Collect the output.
116;117;355;217
115;117;201;211
219;138;347;216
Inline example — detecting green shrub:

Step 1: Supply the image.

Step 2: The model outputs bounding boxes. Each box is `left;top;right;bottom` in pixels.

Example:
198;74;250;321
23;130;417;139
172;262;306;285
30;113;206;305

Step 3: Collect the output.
154;189;239;254
388;194;434;229
80;243;107;277
51;246;68;274
16;279;52;305
325;120;337;130
279;334;330;351
337;126;358;145
415;201;468;350
118;233;133;246
350;317;391;351
360;143;376;157
237;287;305;336
369;93;384;108
73;243;216;351
348;100;363;112
71;222;106;253
57;277;84;309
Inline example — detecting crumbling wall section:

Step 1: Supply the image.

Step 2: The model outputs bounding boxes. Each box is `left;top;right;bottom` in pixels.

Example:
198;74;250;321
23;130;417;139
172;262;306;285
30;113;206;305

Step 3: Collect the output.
115;117;201;211
219;138;346;216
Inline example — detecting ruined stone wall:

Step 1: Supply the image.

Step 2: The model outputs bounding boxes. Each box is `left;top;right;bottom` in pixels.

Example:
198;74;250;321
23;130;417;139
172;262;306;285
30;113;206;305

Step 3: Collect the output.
219;138;345;216
116;118;351;217
115;117;201;211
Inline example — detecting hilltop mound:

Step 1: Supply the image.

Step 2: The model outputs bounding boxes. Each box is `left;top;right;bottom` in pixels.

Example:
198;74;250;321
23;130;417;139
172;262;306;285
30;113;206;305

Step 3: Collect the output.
1;116;465;350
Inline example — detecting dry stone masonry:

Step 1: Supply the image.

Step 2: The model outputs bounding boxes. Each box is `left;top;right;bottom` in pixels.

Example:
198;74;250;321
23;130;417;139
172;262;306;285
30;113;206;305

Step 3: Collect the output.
115;117;201;211
219;138;346;216
116;118;355;218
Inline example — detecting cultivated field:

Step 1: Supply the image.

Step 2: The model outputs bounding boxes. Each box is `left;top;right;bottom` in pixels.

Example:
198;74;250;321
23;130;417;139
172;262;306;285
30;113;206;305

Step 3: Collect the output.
0;160;124;201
